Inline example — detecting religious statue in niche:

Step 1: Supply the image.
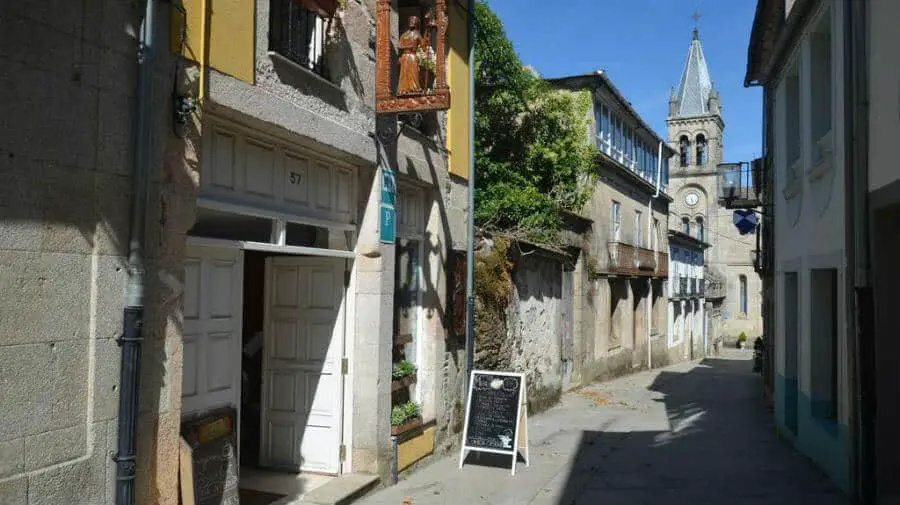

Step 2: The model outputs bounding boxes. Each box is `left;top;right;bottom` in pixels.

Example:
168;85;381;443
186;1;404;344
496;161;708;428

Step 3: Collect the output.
375;0;449;113
397;11;437;95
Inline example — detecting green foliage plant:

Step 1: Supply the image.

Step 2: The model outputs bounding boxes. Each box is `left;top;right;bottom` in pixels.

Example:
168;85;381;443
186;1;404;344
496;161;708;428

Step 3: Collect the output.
390;401;421;426
473;1;597;245
392;359;417;380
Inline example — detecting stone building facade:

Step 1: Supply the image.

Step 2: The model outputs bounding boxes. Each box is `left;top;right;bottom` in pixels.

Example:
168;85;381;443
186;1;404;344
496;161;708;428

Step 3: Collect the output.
665;29;763;341
667;230;710;361
548;72;701;387
0;0;471;504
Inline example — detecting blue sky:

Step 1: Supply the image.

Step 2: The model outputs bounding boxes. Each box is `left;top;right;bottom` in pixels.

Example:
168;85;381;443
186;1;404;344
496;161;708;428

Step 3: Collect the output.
485;0;763;163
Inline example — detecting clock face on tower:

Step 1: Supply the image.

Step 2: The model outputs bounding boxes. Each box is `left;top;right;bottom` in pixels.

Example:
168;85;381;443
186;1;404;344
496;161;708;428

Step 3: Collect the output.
684;192;700;207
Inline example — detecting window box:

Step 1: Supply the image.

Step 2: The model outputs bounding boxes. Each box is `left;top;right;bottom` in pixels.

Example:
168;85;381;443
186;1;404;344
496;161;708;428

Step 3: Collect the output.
391;415;423;436
394;333;413;347
391;373;418;392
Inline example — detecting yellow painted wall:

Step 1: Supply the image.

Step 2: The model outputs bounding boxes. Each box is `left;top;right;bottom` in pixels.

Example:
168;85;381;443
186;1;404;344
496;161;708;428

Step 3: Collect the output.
397;427;435;471
171;0;255;84
446;0;471;180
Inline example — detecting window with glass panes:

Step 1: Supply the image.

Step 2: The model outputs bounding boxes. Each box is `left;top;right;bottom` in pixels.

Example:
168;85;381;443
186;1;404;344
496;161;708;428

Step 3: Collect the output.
600;106;611;152
594;100;667;184
624;128;633;167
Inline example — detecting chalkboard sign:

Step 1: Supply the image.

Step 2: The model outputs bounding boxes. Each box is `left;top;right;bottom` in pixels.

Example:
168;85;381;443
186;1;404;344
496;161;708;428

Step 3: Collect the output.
458;370;530;475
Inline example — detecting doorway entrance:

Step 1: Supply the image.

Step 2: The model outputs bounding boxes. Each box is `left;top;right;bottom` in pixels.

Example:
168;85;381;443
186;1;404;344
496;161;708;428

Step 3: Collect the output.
183;244;351;501
259;256;347;474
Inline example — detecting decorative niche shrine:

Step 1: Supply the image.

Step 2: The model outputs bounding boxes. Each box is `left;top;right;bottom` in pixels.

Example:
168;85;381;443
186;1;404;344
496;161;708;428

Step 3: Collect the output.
376;0;450;113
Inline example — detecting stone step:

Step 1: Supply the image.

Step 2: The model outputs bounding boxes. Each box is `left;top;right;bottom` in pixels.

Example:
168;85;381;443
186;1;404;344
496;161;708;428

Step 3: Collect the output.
273;473;380;505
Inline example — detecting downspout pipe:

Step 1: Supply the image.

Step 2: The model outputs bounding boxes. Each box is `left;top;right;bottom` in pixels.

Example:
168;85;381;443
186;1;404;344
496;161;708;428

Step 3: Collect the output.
464;0;476;393
115;1;156;504
647;141;663;370
843;0;872;501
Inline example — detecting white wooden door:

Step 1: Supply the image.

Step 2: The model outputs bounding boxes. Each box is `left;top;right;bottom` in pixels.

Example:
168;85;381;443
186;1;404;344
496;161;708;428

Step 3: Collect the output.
260;257;346;474
182;246;243;416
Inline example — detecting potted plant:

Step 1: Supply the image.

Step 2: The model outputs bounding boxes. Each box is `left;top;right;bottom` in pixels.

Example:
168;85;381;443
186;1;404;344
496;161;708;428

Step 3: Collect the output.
390;401;422;435
737;332;748;349
391;359;418;391
416;45;436;91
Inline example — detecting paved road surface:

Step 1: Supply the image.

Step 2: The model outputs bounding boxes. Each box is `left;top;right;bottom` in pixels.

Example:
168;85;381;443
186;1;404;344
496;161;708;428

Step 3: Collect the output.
356;350;848;505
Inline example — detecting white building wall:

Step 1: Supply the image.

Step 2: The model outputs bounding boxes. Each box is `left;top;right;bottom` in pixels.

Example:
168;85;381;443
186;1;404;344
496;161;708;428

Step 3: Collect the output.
868;0;900;192
772;0;850;428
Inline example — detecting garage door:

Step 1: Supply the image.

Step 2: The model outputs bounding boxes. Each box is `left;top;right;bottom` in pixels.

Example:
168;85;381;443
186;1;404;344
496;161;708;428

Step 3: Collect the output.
182;246;243;416
260;257;347;474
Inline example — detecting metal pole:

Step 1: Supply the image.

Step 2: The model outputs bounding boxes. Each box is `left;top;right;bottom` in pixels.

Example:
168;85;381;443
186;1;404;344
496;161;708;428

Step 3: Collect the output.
115;1;155;503
464;0;476;392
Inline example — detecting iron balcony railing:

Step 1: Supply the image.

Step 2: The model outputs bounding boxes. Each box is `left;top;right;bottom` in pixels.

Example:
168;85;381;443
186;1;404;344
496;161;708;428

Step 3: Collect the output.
671;276;706;298
270;0;329;78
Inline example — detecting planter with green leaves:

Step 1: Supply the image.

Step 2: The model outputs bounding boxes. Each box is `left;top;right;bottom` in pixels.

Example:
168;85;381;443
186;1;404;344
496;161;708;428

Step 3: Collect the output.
737;332;748;349
391;359;417;392
390;401;422;435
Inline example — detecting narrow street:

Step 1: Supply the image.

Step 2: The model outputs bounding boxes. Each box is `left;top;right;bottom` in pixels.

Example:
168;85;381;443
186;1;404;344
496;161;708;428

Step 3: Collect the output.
357;351;849;505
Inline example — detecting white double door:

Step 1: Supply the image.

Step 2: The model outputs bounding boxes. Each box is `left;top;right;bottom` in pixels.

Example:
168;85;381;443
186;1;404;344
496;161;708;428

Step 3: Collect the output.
260;256;348;474
182;246;243;417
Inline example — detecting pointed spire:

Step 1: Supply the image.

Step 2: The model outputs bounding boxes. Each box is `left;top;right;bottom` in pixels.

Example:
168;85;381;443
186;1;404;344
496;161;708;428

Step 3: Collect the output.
673;28;714;118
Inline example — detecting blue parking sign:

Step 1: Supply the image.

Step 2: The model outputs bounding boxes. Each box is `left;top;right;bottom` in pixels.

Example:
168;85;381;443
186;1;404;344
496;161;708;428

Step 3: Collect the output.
380;203;395;243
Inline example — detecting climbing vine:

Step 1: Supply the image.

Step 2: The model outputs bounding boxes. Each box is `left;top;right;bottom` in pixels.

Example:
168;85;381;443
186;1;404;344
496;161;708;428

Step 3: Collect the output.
472;237;514;370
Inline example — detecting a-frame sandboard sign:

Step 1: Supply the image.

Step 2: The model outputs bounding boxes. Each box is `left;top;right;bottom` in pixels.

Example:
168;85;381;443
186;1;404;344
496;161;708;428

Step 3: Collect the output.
458;370;530;476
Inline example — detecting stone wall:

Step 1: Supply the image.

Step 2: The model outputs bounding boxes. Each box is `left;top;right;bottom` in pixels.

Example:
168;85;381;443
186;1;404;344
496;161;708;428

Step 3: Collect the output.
508;251;565;413
0;2;190;504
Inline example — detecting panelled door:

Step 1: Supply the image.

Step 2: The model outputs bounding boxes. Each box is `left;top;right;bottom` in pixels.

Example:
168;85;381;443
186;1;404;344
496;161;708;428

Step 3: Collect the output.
260;257;347;474
182;246;243;416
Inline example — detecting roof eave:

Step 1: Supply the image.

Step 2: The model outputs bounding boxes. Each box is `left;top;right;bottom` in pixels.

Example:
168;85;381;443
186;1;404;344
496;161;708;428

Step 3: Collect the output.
547;73;674;153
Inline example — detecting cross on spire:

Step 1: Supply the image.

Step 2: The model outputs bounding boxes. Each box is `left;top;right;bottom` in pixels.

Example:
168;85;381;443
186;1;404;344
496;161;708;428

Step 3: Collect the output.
691;9;701;39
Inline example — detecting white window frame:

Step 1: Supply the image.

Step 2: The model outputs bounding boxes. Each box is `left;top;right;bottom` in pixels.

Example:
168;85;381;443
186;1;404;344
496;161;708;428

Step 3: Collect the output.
394;185;426;405
634;210;642;247
611;201;621;241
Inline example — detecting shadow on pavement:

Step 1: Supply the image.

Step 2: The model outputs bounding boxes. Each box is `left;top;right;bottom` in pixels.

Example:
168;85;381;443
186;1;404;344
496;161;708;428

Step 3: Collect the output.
554;357;849;505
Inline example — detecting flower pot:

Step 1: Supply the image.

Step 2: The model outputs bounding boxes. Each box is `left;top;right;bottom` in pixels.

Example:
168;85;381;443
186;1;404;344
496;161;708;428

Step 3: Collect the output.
391;415;423;436
391;373;417;392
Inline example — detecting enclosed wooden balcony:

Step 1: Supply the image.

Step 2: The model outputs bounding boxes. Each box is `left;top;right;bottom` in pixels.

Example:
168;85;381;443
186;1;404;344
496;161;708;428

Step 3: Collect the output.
607;242;667;277
657;251;669;277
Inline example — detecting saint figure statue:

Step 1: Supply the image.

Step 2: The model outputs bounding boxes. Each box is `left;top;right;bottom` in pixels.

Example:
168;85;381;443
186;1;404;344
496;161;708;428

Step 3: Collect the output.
397;16;427;95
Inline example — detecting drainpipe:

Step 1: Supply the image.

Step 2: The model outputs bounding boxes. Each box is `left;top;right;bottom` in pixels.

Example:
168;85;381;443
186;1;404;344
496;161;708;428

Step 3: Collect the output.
114;1;156;504
646;141;663;369
464;0;476;392
843;0;872;501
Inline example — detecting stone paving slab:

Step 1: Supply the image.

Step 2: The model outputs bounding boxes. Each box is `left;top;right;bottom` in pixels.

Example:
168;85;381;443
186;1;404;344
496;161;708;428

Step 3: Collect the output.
355;350;849;505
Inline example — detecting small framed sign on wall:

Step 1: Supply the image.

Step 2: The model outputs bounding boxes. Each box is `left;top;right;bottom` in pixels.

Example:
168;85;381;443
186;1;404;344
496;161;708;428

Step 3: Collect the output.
458;370;530;476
